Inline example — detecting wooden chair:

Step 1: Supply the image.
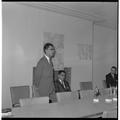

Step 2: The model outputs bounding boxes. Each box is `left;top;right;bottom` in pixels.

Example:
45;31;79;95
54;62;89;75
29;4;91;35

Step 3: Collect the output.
19;97;49;107
10;86;30;107
80;81;93;91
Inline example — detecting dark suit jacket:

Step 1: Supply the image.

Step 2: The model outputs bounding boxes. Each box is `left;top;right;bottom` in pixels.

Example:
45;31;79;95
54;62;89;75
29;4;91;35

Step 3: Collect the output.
33;56;56;101
54;79;71;93
106;73;118;88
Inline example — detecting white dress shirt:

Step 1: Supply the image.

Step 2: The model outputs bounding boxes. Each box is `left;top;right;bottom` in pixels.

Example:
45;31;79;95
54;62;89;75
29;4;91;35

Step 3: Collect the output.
44;54;50;64
111;73;115;79
59;79;66;88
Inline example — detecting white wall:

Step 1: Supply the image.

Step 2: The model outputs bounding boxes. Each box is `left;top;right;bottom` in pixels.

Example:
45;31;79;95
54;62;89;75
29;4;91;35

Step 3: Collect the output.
2;3;117;108
2;3;44;108
93;25;117;88
2;3;93;108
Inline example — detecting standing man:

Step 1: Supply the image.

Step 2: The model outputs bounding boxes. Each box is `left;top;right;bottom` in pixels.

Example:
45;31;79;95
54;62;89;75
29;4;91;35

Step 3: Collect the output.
33;43;57;103
106;66;118;88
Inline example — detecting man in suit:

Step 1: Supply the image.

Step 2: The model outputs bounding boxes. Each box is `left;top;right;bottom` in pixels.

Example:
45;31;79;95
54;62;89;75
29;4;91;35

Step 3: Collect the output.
33;43;57;103
106;66;118;88
54;70;71;93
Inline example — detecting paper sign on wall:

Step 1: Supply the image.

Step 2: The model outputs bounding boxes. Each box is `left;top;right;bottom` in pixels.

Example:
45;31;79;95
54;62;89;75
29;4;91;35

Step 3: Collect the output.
77;43;93;60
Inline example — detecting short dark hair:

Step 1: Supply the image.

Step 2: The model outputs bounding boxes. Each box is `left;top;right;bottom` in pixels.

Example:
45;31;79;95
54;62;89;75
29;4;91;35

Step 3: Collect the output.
43;43;54;53
111;66;117;70
58;70;66;75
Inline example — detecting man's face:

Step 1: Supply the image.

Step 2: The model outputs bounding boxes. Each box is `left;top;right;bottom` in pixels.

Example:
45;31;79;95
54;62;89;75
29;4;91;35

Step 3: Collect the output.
111;68;116;74
58;72;66;81
46;46;56;58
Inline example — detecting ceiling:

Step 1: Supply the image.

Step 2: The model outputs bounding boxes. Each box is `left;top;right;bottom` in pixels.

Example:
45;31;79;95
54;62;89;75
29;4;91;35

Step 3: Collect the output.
19;2;118;30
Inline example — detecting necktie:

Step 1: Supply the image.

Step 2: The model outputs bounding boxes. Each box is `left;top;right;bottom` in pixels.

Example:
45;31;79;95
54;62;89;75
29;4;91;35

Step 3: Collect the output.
62;81;66;89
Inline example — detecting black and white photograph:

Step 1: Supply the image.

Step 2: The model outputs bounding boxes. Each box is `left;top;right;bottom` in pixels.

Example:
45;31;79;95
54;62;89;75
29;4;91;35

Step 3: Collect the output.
1;1;118;118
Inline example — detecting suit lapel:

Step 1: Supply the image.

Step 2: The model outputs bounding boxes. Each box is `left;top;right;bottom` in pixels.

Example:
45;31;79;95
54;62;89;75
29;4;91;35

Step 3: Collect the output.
43;56;48;62
63;81;66;89
43;56;53;68
110;73;114;80
58;80;65;90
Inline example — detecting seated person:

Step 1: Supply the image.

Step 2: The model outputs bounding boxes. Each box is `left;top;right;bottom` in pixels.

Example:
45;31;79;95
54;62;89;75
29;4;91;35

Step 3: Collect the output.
54;70;71;93
106;66;118;88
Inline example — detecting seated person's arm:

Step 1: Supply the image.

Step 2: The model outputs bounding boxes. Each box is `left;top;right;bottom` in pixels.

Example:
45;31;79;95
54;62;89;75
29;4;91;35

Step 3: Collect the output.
66;81;71;91
106;75;110;88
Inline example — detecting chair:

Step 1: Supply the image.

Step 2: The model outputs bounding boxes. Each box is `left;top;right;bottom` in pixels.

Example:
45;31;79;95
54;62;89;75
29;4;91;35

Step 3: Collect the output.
102;109;117;118
10;86;30;107
71;90;80;100
80;81;93;91
56;92;74;103
80;90;94;100
100;88;110;96
19;97;49;107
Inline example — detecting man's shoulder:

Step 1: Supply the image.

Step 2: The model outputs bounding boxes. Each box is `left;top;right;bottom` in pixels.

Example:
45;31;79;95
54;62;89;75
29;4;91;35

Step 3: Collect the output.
37;56;46;64
106;73;111;77
55;80;61;86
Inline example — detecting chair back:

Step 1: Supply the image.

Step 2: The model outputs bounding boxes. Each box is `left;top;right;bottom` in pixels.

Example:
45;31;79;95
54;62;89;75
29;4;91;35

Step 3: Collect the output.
56;92;73;103
102;109;117;118
100;88;110;96
10;86;30;107
80;90;94;100
80;81;93;91
19;97;49;107
71;90;79;100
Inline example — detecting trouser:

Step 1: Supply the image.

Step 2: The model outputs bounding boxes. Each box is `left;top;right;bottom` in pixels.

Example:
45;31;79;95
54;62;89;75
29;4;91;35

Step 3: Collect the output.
49;91;57;103
33;85;57;103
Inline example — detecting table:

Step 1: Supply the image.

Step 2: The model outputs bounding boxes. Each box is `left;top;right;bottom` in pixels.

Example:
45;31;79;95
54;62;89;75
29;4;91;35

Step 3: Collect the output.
11;94;117;118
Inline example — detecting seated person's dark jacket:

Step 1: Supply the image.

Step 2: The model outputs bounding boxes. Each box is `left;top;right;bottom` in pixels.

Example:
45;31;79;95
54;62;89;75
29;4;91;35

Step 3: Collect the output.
106;73;118;88
54;80;71;93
